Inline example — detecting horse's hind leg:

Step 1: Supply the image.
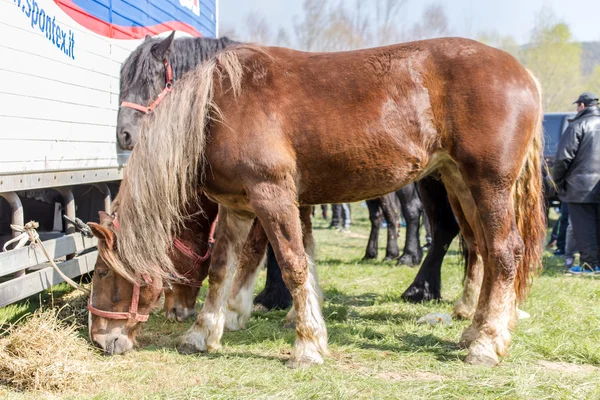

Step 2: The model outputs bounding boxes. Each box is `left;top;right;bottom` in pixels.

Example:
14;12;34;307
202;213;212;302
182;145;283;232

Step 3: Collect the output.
178;207;253;353
441;165;521;366
444;188;483;320
251;183;327;368
402;176;459;302
397;184;423;266
224;218;269;331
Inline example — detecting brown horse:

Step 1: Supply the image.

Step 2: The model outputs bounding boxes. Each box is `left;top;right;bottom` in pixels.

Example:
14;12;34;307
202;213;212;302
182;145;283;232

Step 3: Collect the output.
87;194;217;354
93;38;545;367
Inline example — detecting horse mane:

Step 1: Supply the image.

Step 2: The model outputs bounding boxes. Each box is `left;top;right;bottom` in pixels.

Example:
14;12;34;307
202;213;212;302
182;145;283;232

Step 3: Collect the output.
119;36;238;100
115;45;258;283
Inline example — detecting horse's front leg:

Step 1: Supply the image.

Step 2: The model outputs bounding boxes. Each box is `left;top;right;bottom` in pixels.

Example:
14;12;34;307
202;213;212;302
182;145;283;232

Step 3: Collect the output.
251;183;328;368
397;184;423;266
284;205;322;329
402;176;459;302
178;207;252;353
364;199;384;260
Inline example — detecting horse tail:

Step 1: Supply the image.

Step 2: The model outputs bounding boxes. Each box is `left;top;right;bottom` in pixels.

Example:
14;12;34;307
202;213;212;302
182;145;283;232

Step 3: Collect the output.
513;69;545;303
115;48;246;283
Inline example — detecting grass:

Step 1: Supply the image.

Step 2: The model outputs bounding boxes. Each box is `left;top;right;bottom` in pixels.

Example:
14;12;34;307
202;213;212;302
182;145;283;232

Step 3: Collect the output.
2;204;600;399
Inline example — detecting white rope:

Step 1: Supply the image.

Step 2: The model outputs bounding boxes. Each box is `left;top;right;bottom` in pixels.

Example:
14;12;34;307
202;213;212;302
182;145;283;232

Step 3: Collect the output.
3;221;90;295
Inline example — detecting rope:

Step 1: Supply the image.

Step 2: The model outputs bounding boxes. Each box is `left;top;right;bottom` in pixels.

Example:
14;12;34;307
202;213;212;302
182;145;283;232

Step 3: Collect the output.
3;221;91;295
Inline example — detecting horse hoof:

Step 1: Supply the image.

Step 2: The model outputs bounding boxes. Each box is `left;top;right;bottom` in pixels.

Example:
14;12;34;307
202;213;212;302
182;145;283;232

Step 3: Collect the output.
397;254;421;267
383;255;398;262
176;342;203;355
283;321;296;329
252;303;269;313
453;302;476;320
464;340;499;366
286;353;324;369
177;330;208;354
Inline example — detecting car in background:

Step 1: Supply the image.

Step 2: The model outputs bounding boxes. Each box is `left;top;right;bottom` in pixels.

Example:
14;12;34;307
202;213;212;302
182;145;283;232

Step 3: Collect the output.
543;112;576;210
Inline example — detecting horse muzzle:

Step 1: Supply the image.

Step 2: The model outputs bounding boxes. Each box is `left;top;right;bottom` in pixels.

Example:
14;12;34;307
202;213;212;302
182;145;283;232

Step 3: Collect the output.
91;327;134;355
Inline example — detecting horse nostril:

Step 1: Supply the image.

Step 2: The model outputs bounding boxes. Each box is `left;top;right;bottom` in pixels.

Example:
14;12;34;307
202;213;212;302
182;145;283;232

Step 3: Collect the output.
122;131;131;144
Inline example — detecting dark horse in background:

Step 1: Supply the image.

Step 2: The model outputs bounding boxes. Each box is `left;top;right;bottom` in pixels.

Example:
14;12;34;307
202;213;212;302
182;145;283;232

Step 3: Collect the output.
365;183;426;265
115;33;466;311
95;38;544;367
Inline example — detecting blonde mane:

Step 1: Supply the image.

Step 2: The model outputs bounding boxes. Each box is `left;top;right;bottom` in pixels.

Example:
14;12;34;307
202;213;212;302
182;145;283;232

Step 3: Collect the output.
113;47;249;283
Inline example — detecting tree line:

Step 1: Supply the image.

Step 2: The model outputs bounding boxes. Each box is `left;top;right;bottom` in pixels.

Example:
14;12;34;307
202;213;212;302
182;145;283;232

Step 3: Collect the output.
221;0;598;112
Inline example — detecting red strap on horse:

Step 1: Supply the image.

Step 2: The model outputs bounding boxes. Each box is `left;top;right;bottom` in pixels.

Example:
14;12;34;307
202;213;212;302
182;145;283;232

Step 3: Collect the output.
173;237;210;278
120;59;173;114
87;283;150;322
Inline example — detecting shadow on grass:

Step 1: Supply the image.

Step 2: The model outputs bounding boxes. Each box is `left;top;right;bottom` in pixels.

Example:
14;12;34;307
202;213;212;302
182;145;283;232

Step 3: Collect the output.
136;287;463;364
329;325;461;362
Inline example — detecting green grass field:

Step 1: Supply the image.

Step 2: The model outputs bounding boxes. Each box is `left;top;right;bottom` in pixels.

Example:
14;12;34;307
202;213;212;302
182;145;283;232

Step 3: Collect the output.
2;204;600;399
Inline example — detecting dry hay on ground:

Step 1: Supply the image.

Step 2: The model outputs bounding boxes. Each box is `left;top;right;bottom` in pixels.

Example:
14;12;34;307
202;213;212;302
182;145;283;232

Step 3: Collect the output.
0;308;96;392
54;285;90;329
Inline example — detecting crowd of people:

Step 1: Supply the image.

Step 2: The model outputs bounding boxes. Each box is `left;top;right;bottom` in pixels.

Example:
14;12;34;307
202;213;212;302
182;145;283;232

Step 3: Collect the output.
548;91;600;275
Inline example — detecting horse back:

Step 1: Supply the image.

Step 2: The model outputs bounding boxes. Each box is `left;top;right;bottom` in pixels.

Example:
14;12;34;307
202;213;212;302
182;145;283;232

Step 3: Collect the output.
207;38;539;204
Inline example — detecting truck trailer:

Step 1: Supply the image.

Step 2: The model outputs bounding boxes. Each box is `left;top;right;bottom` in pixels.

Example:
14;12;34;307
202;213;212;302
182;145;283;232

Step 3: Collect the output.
0;0;218;307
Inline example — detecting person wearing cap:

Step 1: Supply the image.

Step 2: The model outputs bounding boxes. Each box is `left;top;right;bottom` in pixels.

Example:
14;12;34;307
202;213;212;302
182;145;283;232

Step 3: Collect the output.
553;92;600;274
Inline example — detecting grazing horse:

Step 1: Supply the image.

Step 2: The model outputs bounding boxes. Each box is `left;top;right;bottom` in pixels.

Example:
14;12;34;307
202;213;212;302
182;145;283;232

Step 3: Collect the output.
87;193;217;354
94;39;544;367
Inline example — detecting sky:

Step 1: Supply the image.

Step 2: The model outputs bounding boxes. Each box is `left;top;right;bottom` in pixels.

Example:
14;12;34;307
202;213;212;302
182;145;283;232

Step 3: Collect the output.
218;0;600;46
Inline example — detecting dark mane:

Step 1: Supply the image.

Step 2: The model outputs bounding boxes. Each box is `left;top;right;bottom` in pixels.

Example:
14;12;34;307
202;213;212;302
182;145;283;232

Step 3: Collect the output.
119;36;238;99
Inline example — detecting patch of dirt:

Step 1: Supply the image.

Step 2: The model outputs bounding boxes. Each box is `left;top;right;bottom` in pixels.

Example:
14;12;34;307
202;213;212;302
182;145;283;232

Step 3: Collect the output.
331;352;444;382
538;360;598;373
377;371;445;382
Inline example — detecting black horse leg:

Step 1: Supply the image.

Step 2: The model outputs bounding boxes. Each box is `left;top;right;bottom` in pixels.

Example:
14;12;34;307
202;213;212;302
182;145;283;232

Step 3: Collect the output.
402;176;460;302
379;193;400;261
364;199;384;259
397;183;423;266
253;243;292;310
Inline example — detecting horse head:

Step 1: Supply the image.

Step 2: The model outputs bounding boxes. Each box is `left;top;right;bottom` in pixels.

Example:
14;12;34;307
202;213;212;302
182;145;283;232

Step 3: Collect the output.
87;211;164;355
117;32;175;150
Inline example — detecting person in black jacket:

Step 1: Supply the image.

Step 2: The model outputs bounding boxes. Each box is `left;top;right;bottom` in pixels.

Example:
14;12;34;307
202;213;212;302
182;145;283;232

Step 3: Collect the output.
553;92;600;274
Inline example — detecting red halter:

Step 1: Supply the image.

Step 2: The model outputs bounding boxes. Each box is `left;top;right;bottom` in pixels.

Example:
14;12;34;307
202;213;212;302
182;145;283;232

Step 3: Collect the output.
171;237;211;288
120;59;173;114
87;281;150;322
87;213;215;322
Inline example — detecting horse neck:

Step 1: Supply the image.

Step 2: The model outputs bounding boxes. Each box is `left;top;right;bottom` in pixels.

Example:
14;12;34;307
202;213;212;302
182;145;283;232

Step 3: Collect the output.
170;37;239;81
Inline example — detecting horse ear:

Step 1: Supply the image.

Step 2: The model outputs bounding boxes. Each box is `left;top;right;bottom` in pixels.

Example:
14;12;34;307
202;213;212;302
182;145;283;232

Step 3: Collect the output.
89;222;115;249
151;31;175;60
144;34;153;42
98;211;113;225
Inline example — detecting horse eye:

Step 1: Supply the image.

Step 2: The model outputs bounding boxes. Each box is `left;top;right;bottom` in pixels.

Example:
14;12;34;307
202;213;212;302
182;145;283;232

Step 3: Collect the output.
97;269;109;278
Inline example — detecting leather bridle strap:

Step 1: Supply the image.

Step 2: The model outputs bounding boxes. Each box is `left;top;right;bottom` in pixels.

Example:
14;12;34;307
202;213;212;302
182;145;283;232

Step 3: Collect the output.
87;282;150;322
120;59;173;114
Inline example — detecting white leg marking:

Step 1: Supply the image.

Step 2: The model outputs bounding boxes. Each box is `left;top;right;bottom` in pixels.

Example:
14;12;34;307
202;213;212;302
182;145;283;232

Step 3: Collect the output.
287;255;328;368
